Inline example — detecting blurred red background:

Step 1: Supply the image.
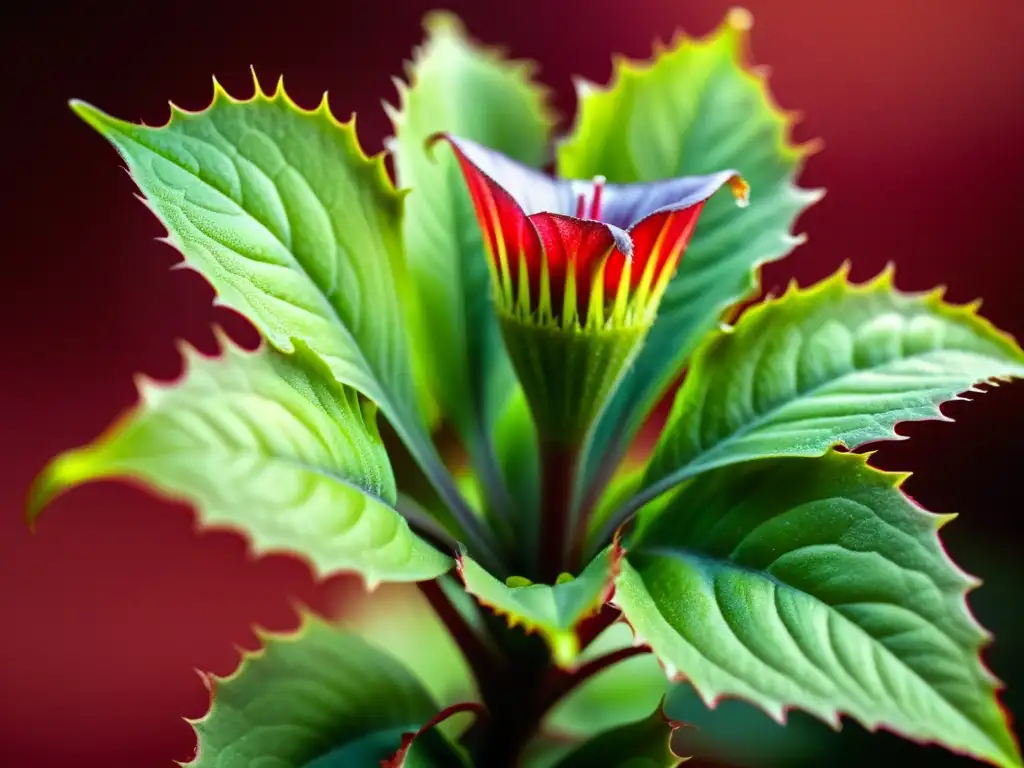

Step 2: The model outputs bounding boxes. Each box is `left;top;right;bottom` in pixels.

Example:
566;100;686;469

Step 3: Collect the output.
2;0;1022;765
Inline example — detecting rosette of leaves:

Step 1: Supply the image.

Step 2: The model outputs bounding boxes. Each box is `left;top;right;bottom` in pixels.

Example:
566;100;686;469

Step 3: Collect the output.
27;7;1023;767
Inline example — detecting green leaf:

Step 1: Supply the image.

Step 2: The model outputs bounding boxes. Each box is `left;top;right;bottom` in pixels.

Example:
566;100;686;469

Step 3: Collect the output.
586;465;644;546
614;451;1022;767
545;622;668;740
185;612;450;767
546;625;829;767
70;77;483;558
493;387;541;573
28;335;450;584
381;703;479;768
340;581;480;708
662;683;830;766
457;542;623;669
561;9;822;507
551;708;687;768
388;12;552;506
636;265;1024;510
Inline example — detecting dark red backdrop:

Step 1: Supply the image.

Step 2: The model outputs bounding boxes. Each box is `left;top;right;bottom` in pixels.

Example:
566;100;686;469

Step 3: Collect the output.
3;0;1023;765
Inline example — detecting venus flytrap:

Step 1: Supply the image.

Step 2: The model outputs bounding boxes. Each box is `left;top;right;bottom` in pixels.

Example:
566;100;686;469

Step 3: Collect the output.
27;8;1023;767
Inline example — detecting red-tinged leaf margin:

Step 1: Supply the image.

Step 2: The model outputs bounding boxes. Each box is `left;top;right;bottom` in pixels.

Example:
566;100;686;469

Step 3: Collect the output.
549;697;691;767
178;604;309;768
79;67;410;310
70;70;505;575
648;702;692;767
565;5;825;544
381;701;483;767
612;453;1022;767
26;328;453;592
698;259;1024;408
596;262;1024;556
455;532;625;669
560;8;824;178
180;604;454;768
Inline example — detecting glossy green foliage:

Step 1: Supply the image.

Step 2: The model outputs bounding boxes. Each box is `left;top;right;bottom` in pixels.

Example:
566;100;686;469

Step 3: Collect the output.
341;581;480;708
68;77;482;551
560;9;823;506
72;82;408;421
458;544;620;668
615;452;1021;767
29;336;450;584
636;266;1024;510
388;11;552;508
34;7;1024;767
551;709;685;767
541;624;832;767
493;389;543;572
187;614;468;767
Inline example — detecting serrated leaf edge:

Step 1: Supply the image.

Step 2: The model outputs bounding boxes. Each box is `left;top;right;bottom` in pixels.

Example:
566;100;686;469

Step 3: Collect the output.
559;3;826;346
68;71;411;397
455;533;625;670
74;66;403;214
702;260;1024;429
730;260;1024;362
627;261;1024;521
547;697;691;767
566;6;825;538
71;73;510;574
613;452;1022;767
560;7;823;171
381;700;483;767
26;328;452;592
653;699;692;767
383;11;558;156
177;604;332;768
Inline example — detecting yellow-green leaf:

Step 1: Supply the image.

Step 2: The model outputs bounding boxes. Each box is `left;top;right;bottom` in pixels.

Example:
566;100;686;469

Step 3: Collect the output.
563;9;822;511
69;75;488;562
457;542;623;669
29;335;451;584
389;12;552;521
633;265;1024;514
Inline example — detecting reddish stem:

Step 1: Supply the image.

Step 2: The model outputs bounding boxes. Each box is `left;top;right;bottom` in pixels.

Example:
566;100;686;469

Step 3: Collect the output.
541;645;652;714
538;439;578;584
576;604;622;650
383;702;486;767
417;579;499;689
567;448;621;572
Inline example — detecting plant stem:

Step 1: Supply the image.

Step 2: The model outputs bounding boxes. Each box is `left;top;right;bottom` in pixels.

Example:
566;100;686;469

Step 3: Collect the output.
474;658;549;768
540;645;652;713
382;419;507;577
436;599;646;764
417;579;499;692
468;425;519;557
471;641;653;765
424;448;508;577
568;447;621;570
538;438;578;584
576;604;622;650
